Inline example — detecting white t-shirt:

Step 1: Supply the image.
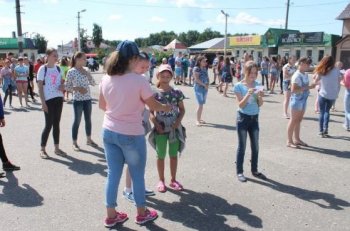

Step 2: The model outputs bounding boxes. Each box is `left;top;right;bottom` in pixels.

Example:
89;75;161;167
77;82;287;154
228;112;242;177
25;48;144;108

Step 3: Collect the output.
87;58;94;66
37;65;64;101
291;70;309;87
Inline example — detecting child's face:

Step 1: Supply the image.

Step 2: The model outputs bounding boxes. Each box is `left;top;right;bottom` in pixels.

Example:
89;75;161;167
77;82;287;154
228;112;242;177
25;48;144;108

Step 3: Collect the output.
134;59;149;75
157;70;172;84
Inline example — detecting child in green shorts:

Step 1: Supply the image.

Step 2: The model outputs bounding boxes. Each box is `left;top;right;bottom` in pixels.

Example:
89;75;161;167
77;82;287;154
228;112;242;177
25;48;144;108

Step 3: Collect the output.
150;64;185;192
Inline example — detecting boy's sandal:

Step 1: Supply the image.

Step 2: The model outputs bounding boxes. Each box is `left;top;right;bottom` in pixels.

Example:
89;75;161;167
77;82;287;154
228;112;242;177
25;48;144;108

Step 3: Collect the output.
40;150;50;159
199;120;206;124
87;140;98;147
54;149;67;157
169;180;184;191
157;181;167;193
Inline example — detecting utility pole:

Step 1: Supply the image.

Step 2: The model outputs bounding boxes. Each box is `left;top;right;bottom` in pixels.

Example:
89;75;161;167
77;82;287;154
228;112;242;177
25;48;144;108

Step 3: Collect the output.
15;0;23;55
77;9;86;52
221;10;229;59
285;0;290;29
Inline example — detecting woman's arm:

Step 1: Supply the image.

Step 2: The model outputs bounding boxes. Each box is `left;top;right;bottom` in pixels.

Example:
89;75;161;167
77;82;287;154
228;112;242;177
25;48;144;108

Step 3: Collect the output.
98;91;106;111
144;96;171;113
235;88;254;109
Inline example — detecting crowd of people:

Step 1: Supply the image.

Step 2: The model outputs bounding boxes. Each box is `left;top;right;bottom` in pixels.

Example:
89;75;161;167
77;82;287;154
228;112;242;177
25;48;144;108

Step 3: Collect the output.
0;41;349;228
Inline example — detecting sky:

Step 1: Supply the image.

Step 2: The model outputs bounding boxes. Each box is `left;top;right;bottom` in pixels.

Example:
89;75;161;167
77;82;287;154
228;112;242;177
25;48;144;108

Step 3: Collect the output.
0;0;348;47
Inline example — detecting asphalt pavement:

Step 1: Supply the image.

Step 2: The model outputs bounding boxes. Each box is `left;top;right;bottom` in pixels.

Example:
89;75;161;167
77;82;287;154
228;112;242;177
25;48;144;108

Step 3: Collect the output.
0;69;349;231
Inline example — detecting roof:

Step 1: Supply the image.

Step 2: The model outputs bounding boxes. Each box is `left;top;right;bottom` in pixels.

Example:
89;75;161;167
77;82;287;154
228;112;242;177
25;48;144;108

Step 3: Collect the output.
188;38;224;50
336;3;350;20
164;39;187;50
0;38;36;50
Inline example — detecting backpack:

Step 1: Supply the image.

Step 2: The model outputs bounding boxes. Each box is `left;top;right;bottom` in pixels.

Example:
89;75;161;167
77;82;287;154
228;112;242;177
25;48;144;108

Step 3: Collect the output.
43;65;61;85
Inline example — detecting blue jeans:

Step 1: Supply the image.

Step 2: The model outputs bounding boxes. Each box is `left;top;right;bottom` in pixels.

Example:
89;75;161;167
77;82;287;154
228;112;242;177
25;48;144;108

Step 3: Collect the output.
318;96;335;133
236;112;260;174
344;89;350;128
103;129;146;208
72;100;92;140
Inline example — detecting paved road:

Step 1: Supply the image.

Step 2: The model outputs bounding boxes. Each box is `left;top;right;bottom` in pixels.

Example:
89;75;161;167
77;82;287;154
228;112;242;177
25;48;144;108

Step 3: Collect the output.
0;70;349;231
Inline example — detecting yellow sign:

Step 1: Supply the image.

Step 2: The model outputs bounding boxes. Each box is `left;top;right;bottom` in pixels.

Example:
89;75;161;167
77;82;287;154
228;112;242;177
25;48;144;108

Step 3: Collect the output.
230;35;261;46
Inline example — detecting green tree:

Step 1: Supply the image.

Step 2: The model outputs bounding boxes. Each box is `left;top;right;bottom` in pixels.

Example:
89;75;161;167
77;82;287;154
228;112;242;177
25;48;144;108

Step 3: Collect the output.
198;28;223;43
92;23;103;48
186;30;201;46
80;29;90;53
32;33;47;53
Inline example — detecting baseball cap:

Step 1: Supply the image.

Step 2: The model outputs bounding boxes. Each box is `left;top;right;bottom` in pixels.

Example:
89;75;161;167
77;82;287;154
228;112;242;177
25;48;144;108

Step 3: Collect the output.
116;40;140;59
158;64;173;75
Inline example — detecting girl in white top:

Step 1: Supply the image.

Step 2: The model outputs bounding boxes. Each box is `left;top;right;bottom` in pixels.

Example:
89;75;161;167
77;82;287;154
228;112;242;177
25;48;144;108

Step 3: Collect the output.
65;52;97;151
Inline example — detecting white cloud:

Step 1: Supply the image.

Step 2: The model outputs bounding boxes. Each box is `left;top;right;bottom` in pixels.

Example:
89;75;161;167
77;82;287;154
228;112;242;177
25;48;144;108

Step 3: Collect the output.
150;16;165;23
171;0;213;9
217;12;284;27
0;16;15;26
109;14;123;21
42;0;59;4
145;0;159;3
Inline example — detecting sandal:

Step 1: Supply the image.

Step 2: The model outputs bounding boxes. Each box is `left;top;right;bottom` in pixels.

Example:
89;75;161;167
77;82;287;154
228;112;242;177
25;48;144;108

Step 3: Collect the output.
0;172;5;178
40;150;50;159
157;181;167;193
169;180;184;191
73;143;81;151
87;140;98;147
295;140;308;147
54;149;67;157
199;120;206;124
252;172;267;180
286;142;299;149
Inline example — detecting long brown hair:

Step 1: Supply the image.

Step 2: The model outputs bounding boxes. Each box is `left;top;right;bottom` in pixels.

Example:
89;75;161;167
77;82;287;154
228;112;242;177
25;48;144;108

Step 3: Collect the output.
314;55;334;76
104;51;137;75
71;52;85;68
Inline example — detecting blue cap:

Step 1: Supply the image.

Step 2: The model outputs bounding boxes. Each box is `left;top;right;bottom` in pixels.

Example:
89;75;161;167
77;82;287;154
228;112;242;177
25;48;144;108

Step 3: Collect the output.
116;40;140;59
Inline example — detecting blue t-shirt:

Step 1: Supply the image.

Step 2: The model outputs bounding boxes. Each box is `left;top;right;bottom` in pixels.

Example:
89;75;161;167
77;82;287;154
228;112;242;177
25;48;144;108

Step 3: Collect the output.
14;65;29;81
193;67;209;86
233;81;260;115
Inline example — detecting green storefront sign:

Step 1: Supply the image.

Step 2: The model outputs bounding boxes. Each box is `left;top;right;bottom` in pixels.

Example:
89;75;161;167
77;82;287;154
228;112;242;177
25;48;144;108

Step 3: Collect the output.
0;38;19;49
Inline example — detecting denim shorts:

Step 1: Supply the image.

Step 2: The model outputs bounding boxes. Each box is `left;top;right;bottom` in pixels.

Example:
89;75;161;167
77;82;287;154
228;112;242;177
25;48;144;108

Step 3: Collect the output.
194;85;208;105
175;67;182;77
290;93;308;111
282;80;291;92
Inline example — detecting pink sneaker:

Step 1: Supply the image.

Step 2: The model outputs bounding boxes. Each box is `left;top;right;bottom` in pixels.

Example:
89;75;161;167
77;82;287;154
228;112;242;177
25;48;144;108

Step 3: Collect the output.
104;212;128;228
135;209;158;225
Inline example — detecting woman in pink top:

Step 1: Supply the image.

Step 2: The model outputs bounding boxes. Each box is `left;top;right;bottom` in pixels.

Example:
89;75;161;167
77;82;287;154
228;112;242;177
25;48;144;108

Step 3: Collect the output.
342;69;350;131
99;41;171;228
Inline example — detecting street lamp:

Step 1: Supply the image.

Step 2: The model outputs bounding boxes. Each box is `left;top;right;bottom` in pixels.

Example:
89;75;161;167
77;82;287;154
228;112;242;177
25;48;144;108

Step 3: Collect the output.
77;9;86;52
221;10;229;59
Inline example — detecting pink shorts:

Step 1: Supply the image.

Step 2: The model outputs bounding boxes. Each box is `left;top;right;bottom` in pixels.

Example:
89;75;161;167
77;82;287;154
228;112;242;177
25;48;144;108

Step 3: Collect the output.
16;80;28;84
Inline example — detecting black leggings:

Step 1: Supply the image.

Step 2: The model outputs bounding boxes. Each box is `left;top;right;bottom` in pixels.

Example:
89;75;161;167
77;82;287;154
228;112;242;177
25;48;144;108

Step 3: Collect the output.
0;133;9;163
27;80;35;100
279;71;283;91
4;85;13;106
41;97;63;147
261;74;269;89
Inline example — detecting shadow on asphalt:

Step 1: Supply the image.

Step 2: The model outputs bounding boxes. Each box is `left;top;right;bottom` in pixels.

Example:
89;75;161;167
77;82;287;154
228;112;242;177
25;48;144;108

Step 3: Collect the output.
50;155;107;177
303;116;342;124
298;145;350;159
202;123;236;131
248;178;350;210
0;172;43;207
146;189;261;231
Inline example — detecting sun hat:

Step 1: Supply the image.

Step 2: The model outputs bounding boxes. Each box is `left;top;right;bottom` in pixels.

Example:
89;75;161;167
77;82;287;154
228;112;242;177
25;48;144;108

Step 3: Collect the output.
116;40;140;59
158;64;173;75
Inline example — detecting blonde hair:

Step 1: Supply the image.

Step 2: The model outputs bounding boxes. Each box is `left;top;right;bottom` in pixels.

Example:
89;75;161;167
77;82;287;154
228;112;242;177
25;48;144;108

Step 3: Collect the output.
244;60;258;79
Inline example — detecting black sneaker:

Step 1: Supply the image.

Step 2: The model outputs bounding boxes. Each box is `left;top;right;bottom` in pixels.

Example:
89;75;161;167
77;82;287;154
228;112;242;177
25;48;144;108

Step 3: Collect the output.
237;174;247;182
210;82;216;85
3;162;21;171
252;172;267;180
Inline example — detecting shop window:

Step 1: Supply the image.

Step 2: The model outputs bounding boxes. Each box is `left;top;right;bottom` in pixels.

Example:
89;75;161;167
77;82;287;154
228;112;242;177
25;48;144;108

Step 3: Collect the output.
295;50;301;59
318;50;324;62
306;50;312;58
236;50;240;57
